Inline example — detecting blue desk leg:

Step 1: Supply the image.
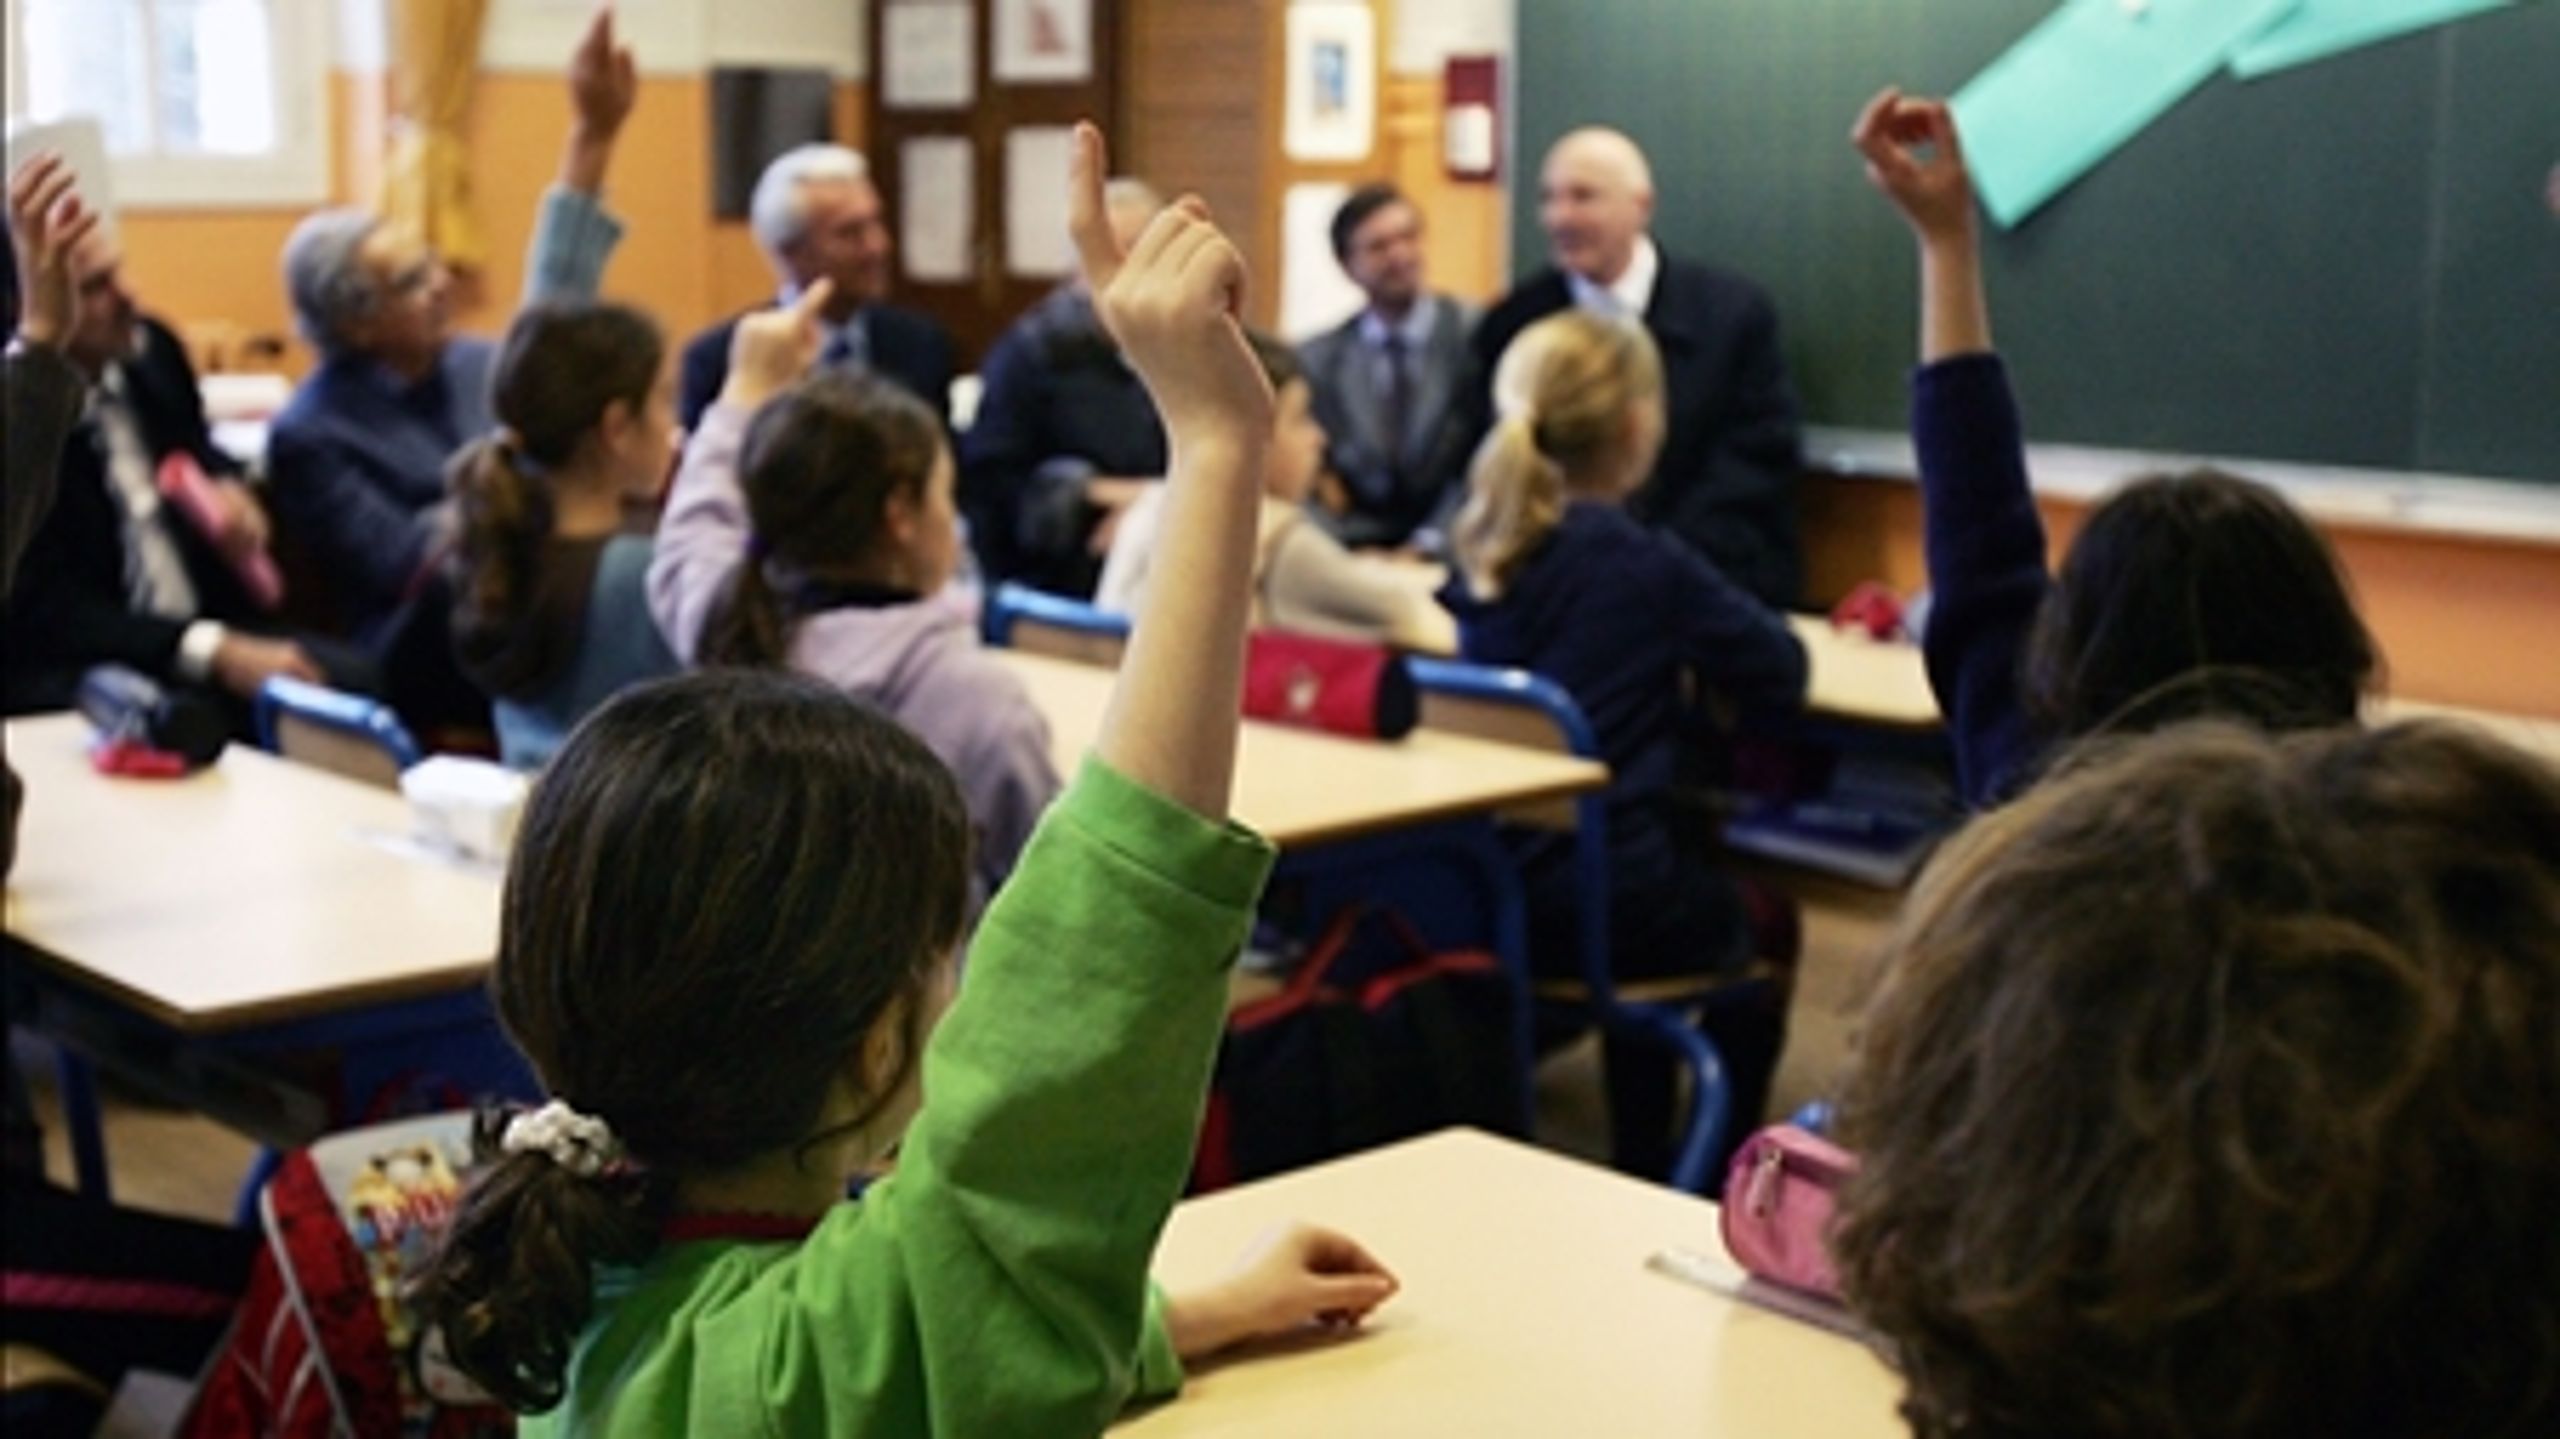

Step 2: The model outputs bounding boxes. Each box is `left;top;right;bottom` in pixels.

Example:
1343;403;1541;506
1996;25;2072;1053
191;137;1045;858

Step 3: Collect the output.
55;1044;109;1200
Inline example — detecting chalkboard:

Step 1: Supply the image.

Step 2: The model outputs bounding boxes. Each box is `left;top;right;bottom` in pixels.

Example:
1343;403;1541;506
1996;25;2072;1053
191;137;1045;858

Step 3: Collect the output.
1512;0;2559;484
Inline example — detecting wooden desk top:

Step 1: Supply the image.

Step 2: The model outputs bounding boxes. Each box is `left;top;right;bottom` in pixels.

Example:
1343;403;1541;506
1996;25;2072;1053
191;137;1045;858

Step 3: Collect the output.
1786;616;1940;729
1119;1129;1903;1437
997;651;1607;848
3;715;500;1033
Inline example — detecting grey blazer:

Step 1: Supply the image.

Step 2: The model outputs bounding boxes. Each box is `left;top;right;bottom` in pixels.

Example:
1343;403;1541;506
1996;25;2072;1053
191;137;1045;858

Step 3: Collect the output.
1298;294;1479;549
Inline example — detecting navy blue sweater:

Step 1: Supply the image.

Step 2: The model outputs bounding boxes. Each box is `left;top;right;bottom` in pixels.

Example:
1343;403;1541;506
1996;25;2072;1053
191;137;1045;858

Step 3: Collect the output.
1440;503;1806;980
1912;353;2050;809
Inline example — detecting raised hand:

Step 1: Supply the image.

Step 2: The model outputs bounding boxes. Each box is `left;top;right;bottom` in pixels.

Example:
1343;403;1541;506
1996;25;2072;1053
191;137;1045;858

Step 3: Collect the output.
8;153;103;350
568;3;638;141
719;279;832;413
1851;88;1974;243
1067;122;1273;445
1164;1223;1401;1359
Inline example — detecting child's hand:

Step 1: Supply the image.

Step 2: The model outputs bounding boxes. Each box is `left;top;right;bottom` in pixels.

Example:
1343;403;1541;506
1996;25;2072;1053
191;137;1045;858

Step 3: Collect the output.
567;3;639;142
1163;1223;1399;1360
1852;88;1974;244
7;153;102;350
1067;122;1273;446
720;279;831;413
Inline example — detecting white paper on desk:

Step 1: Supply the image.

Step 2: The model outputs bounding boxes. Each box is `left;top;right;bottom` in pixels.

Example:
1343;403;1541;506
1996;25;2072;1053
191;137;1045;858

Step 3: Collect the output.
1279;182;1368;341
993;0;1093;84
900;136;975;284
882;2;976;111
1004;126;1076;279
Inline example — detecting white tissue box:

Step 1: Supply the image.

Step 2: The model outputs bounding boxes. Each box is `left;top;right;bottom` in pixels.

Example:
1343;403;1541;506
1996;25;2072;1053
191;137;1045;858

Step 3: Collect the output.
400;756;529;864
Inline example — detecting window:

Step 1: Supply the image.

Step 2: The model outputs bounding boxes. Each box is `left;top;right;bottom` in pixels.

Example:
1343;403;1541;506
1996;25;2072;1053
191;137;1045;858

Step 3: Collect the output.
4;0;330;208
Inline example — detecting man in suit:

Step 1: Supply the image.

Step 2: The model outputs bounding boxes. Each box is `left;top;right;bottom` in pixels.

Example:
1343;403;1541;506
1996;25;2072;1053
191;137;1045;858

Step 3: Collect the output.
1473;128;1804;607
676;145;956;432
3;214;331;718
958;178;1167;596
1297;184;1478;550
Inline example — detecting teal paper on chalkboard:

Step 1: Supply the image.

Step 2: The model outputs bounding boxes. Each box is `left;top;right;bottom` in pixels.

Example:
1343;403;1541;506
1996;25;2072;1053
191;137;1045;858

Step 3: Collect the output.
1951;0;2300;229
2231;0;2517;78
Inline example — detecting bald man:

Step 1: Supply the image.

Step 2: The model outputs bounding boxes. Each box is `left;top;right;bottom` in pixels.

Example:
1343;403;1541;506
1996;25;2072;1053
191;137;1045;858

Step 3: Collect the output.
1472;128;1804;606
959;178;1172;595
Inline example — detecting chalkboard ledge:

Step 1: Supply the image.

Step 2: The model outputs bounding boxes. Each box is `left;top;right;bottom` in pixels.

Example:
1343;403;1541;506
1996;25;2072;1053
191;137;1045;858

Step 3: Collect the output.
1806;427;2560;548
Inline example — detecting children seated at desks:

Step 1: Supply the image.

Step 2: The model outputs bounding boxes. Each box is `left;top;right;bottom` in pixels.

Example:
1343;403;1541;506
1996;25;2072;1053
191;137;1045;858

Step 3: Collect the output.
417;125;1397;1432
1096;330;1455;652
647;283;1057;894
1851;90;2377;809
446;302;679;771
1831;720;2560;1438
1437;308;1809;1180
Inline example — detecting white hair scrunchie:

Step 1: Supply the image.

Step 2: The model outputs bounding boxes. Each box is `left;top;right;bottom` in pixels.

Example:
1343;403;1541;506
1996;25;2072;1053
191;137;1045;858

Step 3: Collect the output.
500;1100;623;1178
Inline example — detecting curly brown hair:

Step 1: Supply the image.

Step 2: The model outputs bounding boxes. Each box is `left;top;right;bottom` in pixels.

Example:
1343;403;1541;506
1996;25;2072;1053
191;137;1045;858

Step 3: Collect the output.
1833;721;2560;1439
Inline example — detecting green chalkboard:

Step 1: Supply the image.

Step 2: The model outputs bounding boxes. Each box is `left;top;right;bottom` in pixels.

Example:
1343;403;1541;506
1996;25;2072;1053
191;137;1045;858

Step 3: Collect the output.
1512;0;2558;484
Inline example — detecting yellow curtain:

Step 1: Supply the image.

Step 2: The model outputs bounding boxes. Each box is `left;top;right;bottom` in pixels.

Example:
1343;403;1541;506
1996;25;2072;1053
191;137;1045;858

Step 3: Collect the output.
379;0;493;271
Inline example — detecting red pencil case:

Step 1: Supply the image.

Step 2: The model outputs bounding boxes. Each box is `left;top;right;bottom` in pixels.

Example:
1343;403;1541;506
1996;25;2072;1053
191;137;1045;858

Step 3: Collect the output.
1241;630;1417;740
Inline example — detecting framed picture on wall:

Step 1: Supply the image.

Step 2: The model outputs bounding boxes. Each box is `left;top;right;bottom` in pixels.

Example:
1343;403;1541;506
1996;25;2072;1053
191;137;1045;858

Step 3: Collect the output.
993;0;1094;84
1284;3;1376;163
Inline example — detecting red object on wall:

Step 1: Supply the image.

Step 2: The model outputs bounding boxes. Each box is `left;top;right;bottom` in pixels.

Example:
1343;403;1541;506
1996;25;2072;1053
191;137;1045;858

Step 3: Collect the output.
1444;55;1501;183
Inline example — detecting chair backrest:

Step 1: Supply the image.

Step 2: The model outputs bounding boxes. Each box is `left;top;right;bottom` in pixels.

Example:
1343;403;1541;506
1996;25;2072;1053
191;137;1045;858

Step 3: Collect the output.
253;677;424;791
1407;656;1614;1000
983;582;1131;667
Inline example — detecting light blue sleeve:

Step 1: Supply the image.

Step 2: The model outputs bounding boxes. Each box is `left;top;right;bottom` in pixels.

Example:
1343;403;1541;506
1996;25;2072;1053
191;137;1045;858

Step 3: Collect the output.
521;185;626;307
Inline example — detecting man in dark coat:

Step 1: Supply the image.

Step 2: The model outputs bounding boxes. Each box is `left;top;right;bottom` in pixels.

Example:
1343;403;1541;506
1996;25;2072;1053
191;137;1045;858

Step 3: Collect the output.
1471;127;1804;607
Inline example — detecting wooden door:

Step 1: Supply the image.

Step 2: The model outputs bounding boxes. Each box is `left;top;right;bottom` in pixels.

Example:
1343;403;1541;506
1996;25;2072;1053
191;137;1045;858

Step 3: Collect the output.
867;0;1122;368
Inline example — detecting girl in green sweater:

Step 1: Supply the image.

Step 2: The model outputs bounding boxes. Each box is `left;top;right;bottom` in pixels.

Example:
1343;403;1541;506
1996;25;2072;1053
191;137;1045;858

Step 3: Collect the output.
415;123;1397;1435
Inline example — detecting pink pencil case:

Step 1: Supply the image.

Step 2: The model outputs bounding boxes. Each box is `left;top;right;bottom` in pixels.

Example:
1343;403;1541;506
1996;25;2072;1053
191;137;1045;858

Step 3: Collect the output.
1719;1123;1857;1301
158;453;284;611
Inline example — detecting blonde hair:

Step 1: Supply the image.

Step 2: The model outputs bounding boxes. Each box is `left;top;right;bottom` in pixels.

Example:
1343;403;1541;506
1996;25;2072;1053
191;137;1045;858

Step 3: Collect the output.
1451;311;1663;599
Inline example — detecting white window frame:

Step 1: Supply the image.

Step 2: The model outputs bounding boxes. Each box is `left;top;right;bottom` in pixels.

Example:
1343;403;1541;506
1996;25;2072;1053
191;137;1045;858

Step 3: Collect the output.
2;0;333;210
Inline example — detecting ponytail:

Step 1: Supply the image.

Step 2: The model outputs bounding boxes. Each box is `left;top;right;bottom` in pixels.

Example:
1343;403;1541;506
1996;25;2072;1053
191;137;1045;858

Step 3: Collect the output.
1453;310;1665;600
447;301;665;699
412;1109;672;1414
448;433;559;696
1451;413;1567;600
698;552;795;668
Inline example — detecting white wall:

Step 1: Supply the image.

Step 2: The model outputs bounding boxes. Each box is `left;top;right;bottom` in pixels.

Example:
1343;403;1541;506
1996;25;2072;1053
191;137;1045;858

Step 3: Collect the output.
1389;0;1512;75
476;0;869;77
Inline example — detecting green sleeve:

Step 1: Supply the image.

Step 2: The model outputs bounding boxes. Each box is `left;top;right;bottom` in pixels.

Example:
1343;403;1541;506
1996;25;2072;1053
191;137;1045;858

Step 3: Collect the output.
729;758;1270;1435
1134;1283;1187;1403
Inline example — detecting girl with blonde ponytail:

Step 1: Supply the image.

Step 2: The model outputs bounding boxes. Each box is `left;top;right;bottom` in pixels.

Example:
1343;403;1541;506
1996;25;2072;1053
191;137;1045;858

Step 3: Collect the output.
1438;309;1810;1181
448;301;678;770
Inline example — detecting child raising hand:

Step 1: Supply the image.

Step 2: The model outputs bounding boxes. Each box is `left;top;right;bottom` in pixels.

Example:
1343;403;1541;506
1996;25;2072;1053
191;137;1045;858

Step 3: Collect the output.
419;122;1393;1436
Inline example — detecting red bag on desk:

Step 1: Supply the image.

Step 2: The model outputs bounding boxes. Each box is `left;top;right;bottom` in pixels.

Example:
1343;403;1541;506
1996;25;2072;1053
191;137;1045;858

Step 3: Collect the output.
1193;905;1523;1192
1241;629;1417;739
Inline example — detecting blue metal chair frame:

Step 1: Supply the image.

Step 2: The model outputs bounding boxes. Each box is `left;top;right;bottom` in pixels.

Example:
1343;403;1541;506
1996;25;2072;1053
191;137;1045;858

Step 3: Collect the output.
982;582;1132;650
251;676;425;770
1408;655;1737;1191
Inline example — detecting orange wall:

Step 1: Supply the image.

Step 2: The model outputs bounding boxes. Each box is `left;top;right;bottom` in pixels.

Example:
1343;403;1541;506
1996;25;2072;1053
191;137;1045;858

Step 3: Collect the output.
1802;472;2560;718
112;69;866;378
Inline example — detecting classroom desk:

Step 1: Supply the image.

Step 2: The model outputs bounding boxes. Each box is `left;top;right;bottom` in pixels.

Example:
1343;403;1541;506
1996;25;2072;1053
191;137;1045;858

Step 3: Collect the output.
4;715;500;1032
1376;555;1937;730
1118;1128;1903;1438
996;650;1607;847
4;713;516;1201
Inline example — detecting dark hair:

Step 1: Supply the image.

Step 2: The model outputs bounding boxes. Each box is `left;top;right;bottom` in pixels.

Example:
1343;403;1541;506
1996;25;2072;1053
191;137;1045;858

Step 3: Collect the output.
698;372;944;668
1833;720;2560;1439
412;670;973;1412
1329;182;1407;265
2023;467;2377;744
1244;329;1303;393
448;302;664;698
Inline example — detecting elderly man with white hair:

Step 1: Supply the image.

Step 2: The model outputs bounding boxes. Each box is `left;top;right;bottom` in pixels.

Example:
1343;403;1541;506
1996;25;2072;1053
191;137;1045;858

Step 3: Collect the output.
1472;127;1804;607
264;9;636;645
674;144;955;431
